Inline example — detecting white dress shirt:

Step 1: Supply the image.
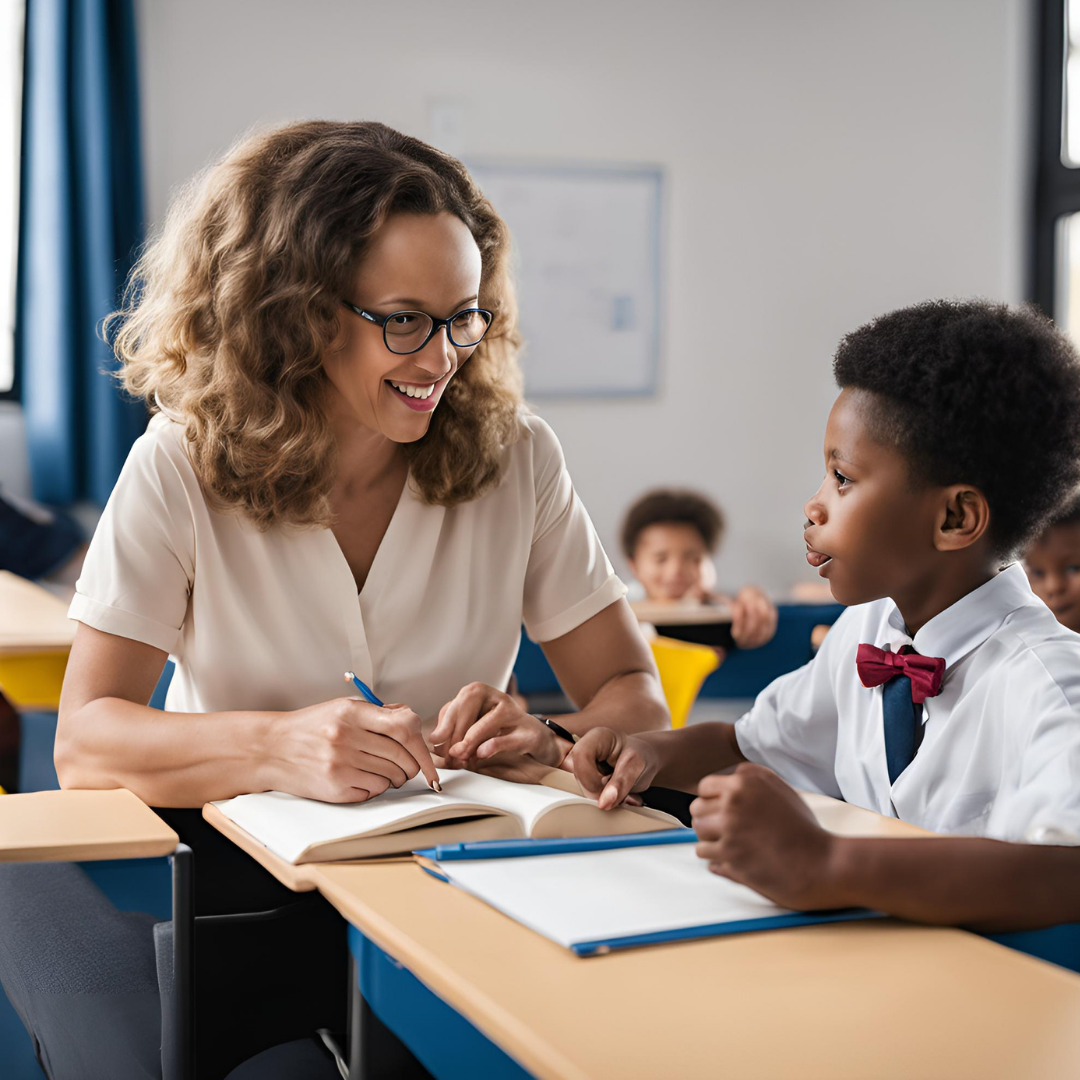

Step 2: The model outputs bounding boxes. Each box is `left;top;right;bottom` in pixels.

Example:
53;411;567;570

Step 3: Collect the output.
70;411;625;723
735;564;1080;843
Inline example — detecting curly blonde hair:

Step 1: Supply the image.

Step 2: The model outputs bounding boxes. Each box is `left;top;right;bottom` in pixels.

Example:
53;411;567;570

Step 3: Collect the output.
109;120;524;529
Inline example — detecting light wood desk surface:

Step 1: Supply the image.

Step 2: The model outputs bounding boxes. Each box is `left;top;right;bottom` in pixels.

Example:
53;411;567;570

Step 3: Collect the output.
206;791;1080;1080
0;788;179;862
629;599;732;626
0;570;75;656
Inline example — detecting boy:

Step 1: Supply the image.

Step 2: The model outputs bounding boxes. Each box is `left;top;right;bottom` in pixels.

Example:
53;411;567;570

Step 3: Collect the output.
621;489;777;649
576;300;1080;931
1025;497;1080;633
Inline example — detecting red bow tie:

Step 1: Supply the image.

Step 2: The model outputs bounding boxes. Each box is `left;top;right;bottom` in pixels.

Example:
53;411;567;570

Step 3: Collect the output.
856;644;945;705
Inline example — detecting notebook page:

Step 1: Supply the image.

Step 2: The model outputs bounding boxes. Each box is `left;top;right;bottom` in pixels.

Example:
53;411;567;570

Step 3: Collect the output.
436;842;795;949
211;769;580;863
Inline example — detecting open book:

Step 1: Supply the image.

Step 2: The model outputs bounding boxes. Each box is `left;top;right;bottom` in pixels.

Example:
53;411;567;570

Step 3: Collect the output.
209;769;683;864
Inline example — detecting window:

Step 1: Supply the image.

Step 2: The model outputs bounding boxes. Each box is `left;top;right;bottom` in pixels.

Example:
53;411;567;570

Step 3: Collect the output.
0;1;25;399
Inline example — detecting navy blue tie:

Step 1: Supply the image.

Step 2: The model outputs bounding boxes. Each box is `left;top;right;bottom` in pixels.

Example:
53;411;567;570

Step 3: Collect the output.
881;664;924;784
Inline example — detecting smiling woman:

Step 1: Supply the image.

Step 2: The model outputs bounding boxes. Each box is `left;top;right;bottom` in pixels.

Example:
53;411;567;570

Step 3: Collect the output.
43;121;668;1072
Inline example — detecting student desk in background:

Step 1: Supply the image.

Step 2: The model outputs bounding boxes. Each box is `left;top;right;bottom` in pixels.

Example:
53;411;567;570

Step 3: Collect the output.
514;603;845;707
204;794;1080;1080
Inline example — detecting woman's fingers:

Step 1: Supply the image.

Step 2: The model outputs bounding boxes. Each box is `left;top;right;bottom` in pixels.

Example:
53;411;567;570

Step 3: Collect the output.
430;682;496;749
448;706;506;759
364;705;442;790
352;750;410;789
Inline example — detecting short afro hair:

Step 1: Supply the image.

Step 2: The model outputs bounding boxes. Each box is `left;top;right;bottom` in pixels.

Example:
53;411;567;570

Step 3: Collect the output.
621;489;725;559
1048;492;1080;530
833;299;1080;558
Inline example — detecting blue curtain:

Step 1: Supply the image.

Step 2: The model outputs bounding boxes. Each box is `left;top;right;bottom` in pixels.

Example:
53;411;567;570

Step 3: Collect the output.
16;0;146;505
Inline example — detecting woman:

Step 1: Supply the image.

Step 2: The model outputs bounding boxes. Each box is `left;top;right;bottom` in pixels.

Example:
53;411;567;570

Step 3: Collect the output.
51;121;667;1073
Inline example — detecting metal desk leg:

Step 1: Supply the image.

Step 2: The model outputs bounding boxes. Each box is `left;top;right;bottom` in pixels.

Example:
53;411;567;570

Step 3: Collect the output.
169;844;194;1080
348;952;371;1080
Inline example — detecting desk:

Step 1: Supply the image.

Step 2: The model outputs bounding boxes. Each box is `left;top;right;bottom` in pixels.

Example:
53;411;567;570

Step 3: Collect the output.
205;792;1080;1079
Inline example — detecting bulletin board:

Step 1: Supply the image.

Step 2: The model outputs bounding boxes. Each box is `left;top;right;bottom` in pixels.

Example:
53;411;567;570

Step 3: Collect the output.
469;162;662;397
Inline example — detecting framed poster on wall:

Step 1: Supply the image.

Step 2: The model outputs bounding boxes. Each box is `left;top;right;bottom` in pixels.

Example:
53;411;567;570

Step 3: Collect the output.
469;162;662;398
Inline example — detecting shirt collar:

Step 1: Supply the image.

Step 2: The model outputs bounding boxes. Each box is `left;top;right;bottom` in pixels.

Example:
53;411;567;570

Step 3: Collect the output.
883;563;1036;668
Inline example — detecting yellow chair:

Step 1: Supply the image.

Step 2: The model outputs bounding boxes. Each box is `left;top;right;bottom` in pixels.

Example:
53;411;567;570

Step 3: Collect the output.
649;636;720;728
0;651;69;711
0;571;74;711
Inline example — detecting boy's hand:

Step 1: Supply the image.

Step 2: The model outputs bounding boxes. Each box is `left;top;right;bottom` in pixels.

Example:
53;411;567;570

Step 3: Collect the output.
729;585;778;649
572;728;660;809
690;763;847;910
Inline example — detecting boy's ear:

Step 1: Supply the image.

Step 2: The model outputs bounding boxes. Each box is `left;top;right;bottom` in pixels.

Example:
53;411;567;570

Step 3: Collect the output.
934;485;991;552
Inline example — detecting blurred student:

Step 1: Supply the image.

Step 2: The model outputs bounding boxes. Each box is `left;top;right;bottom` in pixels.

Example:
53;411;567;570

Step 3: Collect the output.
1025;496;1080;633
576;300;1080;932
621;489;777;649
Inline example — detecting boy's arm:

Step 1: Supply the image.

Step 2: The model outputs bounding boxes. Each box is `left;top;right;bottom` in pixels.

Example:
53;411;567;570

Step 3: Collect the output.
692;764;1080;932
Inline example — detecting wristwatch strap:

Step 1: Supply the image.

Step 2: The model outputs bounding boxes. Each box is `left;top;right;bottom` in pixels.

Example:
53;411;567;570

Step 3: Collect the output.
532;714;579;744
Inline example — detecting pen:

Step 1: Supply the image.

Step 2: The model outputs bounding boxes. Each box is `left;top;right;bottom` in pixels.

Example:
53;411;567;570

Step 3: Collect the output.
343;671;442;792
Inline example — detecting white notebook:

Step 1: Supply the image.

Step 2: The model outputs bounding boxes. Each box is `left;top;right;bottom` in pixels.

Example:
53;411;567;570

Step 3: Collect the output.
210;769;681;864
419;838;878;955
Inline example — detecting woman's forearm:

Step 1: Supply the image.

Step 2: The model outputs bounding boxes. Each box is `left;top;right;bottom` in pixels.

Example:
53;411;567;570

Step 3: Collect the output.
55;697;282;807
559;670;669;736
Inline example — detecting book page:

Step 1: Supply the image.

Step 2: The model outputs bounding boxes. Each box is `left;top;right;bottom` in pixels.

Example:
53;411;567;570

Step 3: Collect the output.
211;769;584;864
436;842;796;949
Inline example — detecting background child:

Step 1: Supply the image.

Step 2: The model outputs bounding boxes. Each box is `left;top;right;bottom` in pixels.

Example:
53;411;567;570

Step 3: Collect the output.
1025;496;1080;633
576;299;1080;932
621;489;777;649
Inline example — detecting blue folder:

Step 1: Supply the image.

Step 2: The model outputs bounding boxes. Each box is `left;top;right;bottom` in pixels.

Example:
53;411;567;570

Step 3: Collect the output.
415;830;881;956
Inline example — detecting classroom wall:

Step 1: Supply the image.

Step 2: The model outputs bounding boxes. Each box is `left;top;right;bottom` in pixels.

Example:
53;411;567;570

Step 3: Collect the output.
134;0;1034;593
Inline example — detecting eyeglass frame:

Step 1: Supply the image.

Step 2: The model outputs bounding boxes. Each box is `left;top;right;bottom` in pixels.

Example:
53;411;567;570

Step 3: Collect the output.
340;300;494;355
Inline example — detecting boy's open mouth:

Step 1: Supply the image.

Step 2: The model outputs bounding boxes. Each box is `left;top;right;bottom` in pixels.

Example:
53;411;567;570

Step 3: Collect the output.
805;546;833;571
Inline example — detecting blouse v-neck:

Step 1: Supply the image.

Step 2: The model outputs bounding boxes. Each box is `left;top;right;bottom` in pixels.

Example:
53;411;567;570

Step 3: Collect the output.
329;472;413;600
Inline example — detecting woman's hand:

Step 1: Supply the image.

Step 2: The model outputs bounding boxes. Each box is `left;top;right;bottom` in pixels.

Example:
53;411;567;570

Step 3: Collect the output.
729;585;778;649
267;697;440;803
430;682;568;771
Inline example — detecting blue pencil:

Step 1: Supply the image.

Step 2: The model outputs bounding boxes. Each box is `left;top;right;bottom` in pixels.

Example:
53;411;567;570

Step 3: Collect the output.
343;670;384;707
343;671;442;792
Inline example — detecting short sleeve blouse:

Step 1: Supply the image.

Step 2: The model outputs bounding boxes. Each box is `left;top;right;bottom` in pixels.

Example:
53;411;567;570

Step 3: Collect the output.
69;411;625;722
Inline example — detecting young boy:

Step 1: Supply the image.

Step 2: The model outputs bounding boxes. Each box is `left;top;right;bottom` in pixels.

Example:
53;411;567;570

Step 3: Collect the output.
621;489;777;649
1025;497;1080;633
576;299;1080;931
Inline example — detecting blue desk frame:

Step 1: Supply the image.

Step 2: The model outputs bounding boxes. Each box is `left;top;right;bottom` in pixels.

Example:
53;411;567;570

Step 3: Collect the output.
347;925;531;1080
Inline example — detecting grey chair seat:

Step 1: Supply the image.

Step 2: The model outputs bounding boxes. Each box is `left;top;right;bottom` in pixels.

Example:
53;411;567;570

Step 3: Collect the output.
0;861;163;1080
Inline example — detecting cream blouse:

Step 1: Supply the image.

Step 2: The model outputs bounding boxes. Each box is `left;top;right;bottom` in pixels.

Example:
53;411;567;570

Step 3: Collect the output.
70;412;625;722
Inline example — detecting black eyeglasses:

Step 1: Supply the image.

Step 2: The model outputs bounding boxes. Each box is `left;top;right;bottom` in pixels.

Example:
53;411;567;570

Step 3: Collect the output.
341;300;493;355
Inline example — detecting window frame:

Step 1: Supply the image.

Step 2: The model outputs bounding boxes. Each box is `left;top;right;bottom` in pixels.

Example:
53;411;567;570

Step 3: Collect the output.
1033;0;1080;316
0;0;26;403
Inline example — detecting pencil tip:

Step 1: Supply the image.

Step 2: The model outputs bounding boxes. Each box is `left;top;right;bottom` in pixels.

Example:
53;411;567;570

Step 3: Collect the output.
343;671;355;682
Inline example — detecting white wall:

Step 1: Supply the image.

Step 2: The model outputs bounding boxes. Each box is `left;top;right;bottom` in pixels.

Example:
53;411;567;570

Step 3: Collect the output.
135;0;1033;592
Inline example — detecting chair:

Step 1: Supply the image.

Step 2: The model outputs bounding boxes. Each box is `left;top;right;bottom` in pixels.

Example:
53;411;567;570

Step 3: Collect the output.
648;637;720;728
0;572;73;712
